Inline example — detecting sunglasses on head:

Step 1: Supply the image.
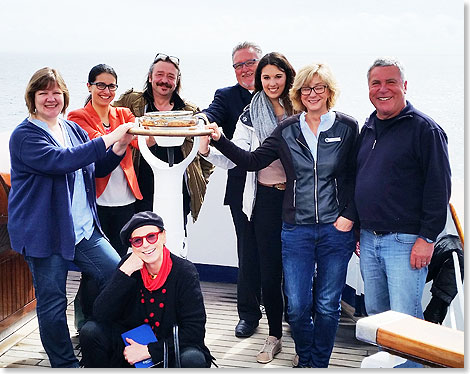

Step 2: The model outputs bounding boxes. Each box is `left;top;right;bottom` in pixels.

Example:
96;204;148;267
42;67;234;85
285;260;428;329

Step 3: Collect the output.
129;231;162;247
154;53;180;66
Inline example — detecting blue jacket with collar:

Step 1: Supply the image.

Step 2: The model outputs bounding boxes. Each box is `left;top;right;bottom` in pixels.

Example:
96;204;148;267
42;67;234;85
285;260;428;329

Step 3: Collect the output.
8;118;124;260
355;101;451;241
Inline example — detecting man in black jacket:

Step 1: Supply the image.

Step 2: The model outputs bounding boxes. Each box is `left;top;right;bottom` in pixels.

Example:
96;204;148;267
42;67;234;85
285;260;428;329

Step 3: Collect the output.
355;58;451;365
201;42;263;338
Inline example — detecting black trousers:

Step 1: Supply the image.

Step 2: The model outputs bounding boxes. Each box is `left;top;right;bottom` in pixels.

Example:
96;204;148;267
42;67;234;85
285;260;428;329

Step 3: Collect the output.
251;185;284;338
97;202;136;257
229;204;262;323
79;320;207;368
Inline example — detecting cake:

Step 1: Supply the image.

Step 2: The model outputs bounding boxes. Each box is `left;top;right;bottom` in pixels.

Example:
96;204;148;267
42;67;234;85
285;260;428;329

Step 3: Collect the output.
139;111;198;128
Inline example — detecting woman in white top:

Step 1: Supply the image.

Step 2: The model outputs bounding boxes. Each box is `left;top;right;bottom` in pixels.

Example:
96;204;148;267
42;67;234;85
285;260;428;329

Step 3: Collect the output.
69;64;148;257
199;52;296;364
68;64;153;331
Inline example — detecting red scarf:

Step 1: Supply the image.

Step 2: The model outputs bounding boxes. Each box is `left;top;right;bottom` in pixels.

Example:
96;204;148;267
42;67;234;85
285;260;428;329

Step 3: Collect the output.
140;246;173;291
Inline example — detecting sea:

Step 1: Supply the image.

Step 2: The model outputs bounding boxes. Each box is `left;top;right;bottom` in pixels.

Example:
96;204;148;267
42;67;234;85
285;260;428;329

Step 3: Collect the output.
0;50;464;226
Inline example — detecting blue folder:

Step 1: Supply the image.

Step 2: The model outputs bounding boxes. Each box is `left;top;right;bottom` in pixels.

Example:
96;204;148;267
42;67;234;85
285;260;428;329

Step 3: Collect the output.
121;324;158;368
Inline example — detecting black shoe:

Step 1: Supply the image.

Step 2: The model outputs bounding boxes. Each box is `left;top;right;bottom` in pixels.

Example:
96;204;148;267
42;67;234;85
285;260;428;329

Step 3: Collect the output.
235;319;259;338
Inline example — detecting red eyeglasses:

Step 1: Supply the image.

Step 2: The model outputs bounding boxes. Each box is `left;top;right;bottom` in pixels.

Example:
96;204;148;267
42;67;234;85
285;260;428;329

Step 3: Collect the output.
129;232;161;247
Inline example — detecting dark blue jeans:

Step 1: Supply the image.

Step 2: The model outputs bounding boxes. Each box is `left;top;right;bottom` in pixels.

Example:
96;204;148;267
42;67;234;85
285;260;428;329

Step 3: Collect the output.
281;222;354;368
25;228;120;368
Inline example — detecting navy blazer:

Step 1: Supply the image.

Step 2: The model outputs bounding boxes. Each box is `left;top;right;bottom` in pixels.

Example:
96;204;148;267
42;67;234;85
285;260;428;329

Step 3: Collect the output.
202;84;252;206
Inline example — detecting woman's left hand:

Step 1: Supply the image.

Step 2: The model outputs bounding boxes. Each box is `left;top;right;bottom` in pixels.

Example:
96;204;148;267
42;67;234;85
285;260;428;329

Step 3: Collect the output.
119;252;144;276
123;338;151;365
333;216;354;232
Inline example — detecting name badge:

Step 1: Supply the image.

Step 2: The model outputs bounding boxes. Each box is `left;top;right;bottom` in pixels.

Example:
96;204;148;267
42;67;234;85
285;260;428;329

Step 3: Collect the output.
325;137;341;143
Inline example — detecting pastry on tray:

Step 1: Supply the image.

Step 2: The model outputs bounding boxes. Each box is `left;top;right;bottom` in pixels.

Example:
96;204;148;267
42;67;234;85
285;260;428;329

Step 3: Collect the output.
139;111;198;128
140;117;197;127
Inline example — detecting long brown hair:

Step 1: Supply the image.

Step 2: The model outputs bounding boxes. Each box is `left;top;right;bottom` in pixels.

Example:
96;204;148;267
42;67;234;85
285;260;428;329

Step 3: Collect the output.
254;52;296;116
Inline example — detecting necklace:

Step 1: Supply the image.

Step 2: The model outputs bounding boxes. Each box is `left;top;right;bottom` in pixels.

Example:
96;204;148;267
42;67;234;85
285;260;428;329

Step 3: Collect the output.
102;122;111;134
148;272;158;280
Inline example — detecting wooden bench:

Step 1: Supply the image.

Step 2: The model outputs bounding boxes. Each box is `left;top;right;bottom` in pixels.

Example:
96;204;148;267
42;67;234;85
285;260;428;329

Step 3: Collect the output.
356;310;464;368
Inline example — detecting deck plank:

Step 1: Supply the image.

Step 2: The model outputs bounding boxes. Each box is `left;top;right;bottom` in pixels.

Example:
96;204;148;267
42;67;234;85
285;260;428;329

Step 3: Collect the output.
0;272;377;368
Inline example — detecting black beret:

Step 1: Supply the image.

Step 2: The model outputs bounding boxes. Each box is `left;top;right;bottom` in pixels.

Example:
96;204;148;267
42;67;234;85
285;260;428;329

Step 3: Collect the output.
120;211;165;246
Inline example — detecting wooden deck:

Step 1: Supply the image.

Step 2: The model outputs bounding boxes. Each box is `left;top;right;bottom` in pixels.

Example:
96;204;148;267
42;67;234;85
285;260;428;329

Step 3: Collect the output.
0;271;377;368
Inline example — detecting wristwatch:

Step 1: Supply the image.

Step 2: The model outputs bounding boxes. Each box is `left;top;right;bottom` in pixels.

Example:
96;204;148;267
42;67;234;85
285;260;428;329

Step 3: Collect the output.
198;149;210;157
419;236;434;243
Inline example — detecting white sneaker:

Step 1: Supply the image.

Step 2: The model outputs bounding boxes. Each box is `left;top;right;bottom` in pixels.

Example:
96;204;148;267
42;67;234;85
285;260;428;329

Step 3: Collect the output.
256;336;282;364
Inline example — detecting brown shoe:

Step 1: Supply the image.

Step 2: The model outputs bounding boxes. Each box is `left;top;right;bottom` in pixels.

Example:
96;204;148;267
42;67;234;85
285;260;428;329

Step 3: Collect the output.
256;336;282;364
292;354;299;367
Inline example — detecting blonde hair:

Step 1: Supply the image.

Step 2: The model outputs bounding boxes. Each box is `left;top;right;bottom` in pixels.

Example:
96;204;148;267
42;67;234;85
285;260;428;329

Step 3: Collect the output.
289;63;339;112
25;67;69;115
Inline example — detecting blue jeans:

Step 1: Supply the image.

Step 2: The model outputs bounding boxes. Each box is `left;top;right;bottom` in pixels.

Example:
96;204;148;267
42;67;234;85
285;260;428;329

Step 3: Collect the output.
359;230;427;317
25;228;120;368
359;230;427;368
281;222;354;368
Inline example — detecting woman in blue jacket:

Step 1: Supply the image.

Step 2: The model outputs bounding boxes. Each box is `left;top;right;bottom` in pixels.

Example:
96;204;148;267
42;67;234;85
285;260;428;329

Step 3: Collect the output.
8;67;135;368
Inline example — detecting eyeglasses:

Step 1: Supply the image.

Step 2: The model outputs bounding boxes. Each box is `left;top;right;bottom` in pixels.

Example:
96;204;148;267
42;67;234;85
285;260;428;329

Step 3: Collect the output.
300;85;328;96
129;231;161;247
154;53;180;66
90;82;118;91
232;59;259;70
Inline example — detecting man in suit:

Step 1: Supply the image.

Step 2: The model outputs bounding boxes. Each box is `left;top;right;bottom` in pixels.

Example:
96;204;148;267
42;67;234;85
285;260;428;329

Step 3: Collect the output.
201;42;263;338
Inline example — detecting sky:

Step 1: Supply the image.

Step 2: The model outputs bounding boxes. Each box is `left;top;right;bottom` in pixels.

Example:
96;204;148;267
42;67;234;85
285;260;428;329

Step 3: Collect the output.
0;0;463;57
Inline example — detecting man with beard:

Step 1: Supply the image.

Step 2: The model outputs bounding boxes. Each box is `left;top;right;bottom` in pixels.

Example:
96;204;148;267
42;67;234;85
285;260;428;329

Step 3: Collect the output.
114;54;213;258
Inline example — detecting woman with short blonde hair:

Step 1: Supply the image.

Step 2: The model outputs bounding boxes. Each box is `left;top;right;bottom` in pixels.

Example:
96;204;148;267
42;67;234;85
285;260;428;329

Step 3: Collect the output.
290;63;339;113
206;61;358;368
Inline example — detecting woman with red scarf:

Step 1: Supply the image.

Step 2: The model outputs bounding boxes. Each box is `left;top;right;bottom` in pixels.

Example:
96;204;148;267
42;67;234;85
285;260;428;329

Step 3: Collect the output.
79;211;213;368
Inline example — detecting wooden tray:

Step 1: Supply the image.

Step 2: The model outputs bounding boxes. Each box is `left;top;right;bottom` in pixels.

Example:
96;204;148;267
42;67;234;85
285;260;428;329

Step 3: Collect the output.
128;127;213;137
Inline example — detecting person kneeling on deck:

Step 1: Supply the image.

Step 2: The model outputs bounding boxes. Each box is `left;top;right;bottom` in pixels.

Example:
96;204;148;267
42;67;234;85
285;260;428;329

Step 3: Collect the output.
79;211;214;368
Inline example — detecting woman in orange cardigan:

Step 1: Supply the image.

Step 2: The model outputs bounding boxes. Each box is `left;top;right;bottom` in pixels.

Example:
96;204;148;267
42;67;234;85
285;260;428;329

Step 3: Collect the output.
68;64;145;257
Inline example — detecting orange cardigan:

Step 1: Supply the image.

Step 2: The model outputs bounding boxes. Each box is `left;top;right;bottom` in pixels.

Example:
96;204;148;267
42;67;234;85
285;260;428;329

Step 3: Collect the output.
68;102;143;200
